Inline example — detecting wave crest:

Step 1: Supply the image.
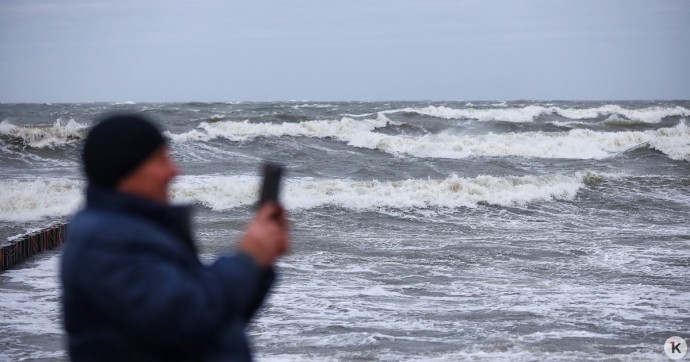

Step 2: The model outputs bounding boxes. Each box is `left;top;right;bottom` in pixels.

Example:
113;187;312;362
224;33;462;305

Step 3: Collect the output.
0;178;83;221
169;117;690;160
0;119;88;148
356;121;690;160
402;105;690;123
165;113;393;143
0;173;590;221
172;173;586;211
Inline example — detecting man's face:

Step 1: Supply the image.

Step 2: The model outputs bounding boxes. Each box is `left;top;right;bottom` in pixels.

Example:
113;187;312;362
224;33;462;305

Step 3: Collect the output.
117;146;179;204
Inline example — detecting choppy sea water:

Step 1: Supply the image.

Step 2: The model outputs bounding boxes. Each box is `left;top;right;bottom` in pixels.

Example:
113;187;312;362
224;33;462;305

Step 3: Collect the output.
0;101;689;361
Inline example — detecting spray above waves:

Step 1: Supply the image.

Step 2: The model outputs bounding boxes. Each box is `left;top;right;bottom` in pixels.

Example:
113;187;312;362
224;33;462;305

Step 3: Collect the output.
0;119;88;148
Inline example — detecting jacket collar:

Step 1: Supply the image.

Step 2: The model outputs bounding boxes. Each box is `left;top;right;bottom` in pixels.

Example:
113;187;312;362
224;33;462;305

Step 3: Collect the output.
86;184;197;252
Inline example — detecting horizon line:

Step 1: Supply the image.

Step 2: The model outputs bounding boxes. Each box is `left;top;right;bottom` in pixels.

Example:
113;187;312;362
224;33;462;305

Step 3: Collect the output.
2;98;690;105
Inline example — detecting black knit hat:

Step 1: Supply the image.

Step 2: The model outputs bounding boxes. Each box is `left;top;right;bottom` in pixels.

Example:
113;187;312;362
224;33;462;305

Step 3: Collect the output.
83;113;167;188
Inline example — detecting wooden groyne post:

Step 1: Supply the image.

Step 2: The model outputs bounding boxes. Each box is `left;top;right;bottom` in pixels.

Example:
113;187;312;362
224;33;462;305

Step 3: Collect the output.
0;223;67;272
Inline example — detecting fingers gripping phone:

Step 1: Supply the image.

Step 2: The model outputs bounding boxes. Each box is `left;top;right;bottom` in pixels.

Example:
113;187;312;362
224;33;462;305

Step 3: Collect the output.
259;163;284;206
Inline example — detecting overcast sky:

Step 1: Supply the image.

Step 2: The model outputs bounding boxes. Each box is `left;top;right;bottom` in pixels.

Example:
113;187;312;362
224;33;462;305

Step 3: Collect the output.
1;0;688;102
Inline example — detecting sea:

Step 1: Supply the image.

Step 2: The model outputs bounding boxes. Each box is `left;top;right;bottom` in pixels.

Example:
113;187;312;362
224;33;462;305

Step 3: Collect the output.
0;101;689;361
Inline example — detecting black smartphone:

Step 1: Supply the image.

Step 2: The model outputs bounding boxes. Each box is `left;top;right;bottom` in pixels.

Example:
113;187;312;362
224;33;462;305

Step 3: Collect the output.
259;163;284;205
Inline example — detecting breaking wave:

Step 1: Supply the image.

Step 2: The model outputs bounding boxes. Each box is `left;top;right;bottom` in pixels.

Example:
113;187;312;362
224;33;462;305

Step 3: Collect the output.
172;173;587;211
0;178;84;221
0;119;88;148
346;121;690;160
165;113;393;143
400;104;690;123
168;117;690;160
0;173;589;221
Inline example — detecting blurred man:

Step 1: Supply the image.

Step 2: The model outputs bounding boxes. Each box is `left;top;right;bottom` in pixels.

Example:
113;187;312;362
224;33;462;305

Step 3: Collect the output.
61;113;289;361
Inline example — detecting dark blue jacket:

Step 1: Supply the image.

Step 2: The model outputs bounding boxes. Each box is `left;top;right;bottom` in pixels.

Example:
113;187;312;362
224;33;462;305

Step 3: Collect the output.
61;185;275;361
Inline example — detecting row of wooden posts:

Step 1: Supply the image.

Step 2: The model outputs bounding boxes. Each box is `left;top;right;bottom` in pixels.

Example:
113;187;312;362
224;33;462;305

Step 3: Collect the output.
0;223;67;272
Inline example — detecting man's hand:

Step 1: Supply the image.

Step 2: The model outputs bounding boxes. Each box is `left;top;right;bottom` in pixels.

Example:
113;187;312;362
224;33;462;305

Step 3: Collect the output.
237;203;290;268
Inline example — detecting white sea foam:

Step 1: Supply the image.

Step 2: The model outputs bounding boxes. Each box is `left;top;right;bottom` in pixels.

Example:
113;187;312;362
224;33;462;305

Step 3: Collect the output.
171;173;586;211
0;178;84;221
0;254;63;335
166;110;689;160
255;232;686;361
172;175;258;210
0;253;67;361
0;173;583;221
165;113;393;143
291;103;338;109
6;170;684;222
403;104;690;123
0;119;88;148
403;105;547;123
345;120;690;160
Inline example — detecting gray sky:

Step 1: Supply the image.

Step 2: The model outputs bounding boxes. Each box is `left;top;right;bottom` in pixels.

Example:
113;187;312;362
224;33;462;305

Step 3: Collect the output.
1;0;688;102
